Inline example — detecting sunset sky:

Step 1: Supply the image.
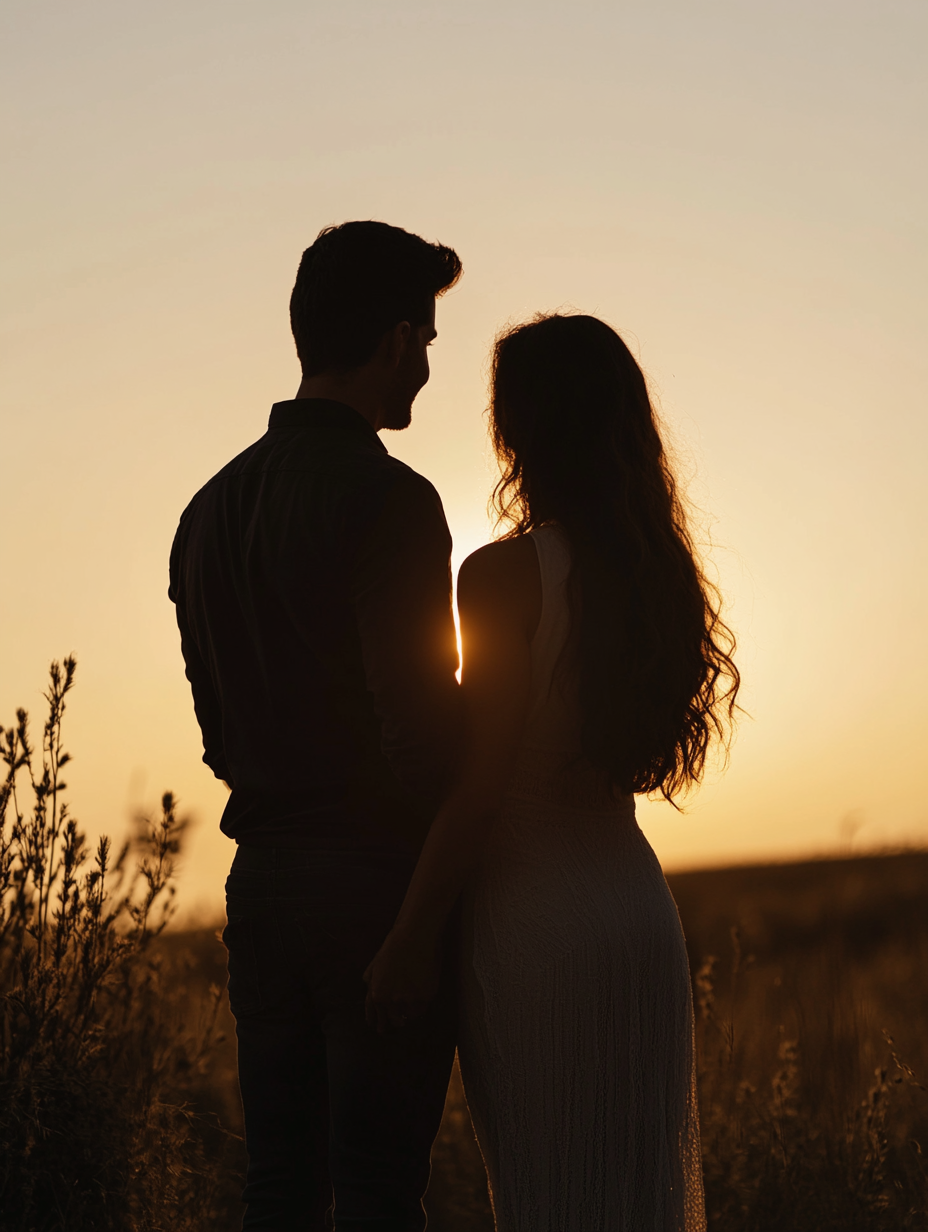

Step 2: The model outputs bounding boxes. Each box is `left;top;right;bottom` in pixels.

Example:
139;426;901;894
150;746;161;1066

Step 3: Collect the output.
2;0;926;917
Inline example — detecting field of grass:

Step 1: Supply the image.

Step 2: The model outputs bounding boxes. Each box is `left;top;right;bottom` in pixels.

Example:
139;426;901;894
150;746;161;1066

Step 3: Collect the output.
3;663;926;1230
152;848;928;1231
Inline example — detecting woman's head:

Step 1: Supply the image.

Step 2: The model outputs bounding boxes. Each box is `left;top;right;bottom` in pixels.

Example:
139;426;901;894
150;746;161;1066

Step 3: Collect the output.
489;312;739;802
491;313;664;536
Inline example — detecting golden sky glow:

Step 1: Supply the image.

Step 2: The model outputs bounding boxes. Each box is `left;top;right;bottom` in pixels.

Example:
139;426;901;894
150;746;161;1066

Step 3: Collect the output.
2;0;926;916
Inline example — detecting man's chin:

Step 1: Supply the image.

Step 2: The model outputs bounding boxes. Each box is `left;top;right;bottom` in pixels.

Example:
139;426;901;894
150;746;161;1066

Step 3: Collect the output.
380;405;413;432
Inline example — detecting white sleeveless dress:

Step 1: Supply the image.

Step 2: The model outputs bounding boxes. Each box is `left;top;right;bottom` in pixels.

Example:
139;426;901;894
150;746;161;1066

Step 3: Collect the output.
457;525;706;1232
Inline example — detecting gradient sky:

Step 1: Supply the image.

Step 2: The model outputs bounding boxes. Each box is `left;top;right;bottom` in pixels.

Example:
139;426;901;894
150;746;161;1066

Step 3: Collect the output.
2;0;926;917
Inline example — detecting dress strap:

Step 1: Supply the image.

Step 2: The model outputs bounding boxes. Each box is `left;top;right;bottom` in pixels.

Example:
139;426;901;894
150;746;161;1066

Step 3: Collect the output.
528;524;572;652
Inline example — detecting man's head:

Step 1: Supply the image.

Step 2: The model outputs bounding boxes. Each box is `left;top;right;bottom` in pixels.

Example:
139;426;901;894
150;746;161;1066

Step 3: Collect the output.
290;221;462;430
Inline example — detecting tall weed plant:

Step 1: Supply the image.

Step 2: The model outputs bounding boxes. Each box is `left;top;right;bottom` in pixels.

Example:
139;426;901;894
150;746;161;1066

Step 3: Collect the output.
0;659;225;1232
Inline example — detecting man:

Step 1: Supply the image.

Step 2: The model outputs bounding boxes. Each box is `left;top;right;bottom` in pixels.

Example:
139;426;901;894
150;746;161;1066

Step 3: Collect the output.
169;221;463;1230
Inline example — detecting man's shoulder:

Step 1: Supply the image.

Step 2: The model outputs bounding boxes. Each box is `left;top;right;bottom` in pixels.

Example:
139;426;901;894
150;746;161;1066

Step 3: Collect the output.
174;436;267;527
370;458;452;538
378;454;442;502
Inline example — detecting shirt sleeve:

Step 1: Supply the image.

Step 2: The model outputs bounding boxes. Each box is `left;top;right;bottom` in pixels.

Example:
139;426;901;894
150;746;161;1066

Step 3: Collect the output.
168;527;233;786
350;469;463;810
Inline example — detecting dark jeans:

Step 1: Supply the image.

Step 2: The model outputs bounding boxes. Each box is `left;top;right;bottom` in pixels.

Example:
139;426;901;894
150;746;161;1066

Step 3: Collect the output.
224;844;457;1232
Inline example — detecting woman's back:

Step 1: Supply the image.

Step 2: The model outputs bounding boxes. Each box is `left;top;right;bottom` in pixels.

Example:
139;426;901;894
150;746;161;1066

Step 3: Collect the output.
506;523;627;812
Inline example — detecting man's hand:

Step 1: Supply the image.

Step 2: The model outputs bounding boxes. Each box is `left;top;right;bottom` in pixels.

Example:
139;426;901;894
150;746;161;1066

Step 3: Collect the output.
363;926;442;1034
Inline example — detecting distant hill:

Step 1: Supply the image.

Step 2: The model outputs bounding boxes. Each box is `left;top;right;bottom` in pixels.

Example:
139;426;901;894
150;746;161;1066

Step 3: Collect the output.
667;848;928;965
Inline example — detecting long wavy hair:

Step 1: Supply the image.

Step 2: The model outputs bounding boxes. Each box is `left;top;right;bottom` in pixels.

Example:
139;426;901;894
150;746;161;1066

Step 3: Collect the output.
490;313;740;803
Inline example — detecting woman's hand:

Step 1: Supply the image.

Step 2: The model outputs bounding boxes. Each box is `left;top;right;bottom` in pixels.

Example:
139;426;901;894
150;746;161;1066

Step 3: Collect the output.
363;926;442;1034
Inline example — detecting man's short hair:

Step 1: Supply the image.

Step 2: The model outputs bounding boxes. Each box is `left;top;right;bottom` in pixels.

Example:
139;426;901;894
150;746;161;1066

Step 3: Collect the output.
289;221;462;375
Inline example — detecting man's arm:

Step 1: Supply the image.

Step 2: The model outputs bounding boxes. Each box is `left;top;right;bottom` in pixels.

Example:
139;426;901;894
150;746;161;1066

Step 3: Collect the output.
168;531;232;786
351;470;462;810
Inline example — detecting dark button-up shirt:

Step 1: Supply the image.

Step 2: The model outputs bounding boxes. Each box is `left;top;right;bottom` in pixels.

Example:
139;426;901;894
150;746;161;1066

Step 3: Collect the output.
169;399;461;848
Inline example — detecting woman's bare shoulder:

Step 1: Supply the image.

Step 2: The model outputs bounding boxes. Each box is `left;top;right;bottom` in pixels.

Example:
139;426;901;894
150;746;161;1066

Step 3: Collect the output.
458;536;541;634
459;536;536;583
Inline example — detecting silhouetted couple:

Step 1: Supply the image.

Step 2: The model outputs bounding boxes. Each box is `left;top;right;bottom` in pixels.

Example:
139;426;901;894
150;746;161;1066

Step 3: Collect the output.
170;221;738;1231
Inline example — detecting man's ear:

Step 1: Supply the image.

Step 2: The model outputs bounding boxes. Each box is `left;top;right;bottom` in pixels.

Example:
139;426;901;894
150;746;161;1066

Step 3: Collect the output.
383;320;411;368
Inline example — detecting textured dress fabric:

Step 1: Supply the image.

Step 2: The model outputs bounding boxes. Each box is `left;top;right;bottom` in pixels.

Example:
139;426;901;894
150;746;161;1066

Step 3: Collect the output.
458;524;706;1232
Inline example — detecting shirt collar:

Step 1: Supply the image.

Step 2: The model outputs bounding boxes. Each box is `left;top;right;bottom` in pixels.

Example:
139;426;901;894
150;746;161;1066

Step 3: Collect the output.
267;399;387;452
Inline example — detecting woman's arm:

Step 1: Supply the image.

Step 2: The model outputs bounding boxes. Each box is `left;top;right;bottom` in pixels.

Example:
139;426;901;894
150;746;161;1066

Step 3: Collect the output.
363;535;541;1031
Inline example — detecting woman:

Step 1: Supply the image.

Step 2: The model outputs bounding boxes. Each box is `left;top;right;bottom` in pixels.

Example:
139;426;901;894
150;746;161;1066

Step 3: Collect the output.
365;313;739;1230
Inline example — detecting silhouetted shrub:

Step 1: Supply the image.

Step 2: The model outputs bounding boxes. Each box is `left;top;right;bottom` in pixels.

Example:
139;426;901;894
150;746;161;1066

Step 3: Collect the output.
0;659;226;1232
